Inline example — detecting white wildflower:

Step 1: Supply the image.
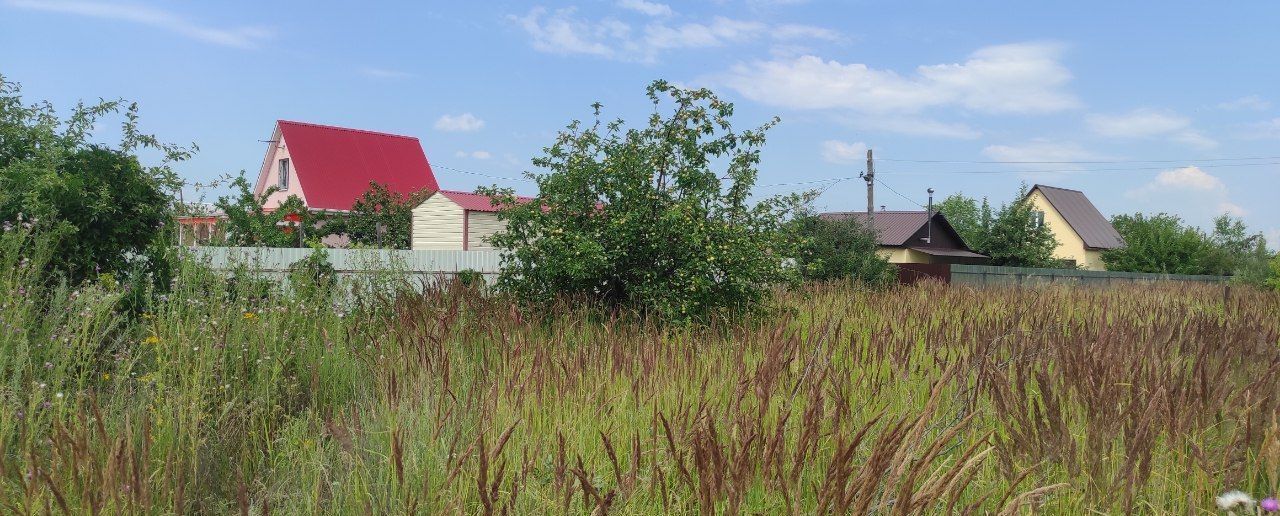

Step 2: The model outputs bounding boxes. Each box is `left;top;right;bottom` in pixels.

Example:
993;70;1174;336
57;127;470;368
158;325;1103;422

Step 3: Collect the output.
1216;490;1256;512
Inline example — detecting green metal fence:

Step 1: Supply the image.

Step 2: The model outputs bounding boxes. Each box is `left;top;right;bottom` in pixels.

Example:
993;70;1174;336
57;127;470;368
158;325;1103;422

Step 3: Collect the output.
950;264;1230;286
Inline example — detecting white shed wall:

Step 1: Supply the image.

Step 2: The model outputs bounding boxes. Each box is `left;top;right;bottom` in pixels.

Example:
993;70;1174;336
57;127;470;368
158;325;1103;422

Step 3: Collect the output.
411;194;465;250
466;211;506;250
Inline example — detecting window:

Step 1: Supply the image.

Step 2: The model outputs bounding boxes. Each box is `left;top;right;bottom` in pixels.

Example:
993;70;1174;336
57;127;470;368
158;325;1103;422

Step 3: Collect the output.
278;158;290;189
1031;210;1045;229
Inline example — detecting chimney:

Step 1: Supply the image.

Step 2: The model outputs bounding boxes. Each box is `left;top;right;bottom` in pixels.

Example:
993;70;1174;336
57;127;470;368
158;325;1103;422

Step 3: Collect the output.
924;188;935;245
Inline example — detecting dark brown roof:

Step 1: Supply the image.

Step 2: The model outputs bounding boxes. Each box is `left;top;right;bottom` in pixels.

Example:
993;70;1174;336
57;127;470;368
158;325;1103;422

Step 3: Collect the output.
1028;185;1124;250
819;211;930;246
908;247;988;259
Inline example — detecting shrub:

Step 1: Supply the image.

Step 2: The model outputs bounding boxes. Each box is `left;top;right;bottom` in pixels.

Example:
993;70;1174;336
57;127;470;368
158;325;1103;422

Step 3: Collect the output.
481;81;802;323
454;268;485;289
288;245;337;297
1267;252;1280;291
794;214;895;286
334;182;426;249
214;173;315;247
0;76;189;283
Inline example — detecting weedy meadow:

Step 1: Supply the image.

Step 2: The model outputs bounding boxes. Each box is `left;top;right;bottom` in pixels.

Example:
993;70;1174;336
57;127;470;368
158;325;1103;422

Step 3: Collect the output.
1;227;1278;514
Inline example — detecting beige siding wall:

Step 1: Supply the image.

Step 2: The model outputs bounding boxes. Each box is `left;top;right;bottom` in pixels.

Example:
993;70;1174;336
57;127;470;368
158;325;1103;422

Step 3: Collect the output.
466;211;506;250
879;247;933;264
1026;190;1105;270
411;195;465;250
1081;249;1107;271
254;130;307;209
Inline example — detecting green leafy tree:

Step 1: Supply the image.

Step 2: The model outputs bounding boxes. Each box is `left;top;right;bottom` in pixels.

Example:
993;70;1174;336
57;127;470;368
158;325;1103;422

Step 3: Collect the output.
481;81;803;323
330;181;425;249
1266;252;1280;291
934;185;1057;267
1102;213;1213;274
1205;214;1271;282
794;214;895;286
214;173;317;247
0;76;190;282
937;189;1059;267
936;193;985;250
982;186;1062;267
1105;212;1271;282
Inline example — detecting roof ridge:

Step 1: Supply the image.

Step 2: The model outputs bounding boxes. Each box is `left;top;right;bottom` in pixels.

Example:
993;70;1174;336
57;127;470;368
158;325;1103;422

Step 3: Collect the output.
820;210;928;214
440;189;536;200
1031;183;1084;193
277;120;419;141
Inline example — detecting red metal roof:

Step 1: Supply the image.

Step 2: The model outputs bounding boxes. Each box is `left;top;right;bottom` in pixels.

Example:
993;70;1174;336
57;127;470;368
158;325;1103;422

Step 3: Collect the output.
277;120;439;210
438;190;535;212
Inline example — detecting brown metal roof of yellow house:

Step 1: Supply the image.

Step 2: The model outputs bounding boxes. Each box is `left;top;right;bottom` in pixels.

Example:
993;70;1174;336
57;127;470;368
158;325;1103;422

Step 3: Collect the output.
1028;184;1125;250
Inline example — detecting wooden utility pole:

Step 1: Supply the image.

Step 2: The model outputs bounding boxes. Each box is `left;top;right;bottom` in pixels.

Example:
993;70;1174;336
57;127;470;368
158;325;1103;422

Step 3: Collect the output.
865;149;875;220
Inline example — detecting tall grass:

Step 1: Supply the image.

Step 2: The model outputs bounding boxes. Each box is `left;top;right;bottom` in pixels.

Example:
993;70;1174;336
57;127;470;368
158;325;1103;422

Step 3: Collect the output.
1;227;1277;513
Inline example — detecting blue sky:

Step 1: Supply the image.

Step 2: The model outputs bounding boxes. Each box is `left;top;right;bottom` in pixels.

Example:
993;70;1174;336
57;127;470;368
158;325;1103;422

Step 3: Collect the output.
2;1;1278;246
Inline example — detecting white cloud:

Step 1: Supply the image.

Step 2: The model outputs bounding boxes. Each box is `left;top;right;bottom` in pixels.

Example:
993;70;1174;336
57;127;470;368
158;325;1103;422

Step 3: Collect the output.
1218;95;1271;111
981;140;1103;165
1150;166;1225;192
1218;202;1247;217
360;67;413;79
509;7;626;58
718;43;1077;114
1240;118;1280;140
454;150;492;160
857;116;981;139
820;140;867;164
617;0;672;17
434;113;485;132
1266;229;1280;250
510;7;838;62
772;24;842;42
716;42;1075;138
4;0;272;48
1086;109;1189;138
1129;166;1245;219
644;17;765;51
1085;109;1217;149
1170;130;1217;149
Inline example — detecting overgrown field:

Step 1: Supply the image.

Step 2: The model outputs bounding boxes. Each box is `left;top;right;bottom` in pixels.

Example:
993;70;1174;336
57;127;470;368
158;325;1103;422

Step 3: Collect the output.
2;239;1278;513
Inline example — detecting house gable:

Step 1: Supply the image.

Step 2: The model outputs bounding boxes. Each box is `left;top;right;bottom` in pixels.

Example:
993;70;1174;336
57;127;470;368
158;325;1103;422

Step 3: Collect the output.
1025;186;1116;270
249;120;440;212
252;125;307;209
1026;185;1123;250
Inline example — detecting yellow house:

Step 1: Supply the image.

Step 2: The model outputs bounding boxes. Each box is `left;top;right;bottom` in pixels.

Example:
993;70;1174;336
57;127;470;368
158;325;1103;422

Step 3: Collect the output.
819;211;989;265
1023;185;1125;270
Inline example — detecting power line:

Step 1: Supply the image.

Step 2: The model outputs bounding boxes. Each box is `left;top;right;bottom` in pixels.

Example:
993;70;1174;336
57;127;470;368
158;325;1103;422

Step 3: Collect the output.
433;164;533;183
757;175;862;188
879;160;1280;175
874;177;926;209
878;155;1280;165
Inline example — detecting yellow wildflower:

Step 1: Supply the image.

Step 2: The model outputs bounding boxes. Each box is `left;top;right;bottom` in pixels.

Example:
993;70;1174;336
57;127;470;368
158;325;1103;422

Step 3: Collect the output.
143;335;160;345
102;373;111;380
243;312;257;320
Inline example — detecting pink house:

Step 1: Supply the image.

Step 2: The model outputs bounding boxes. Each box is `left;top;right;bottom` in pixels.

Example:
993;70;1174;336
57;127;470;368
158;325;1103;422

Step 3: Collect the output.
177;120;441;244
253;120;440;211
